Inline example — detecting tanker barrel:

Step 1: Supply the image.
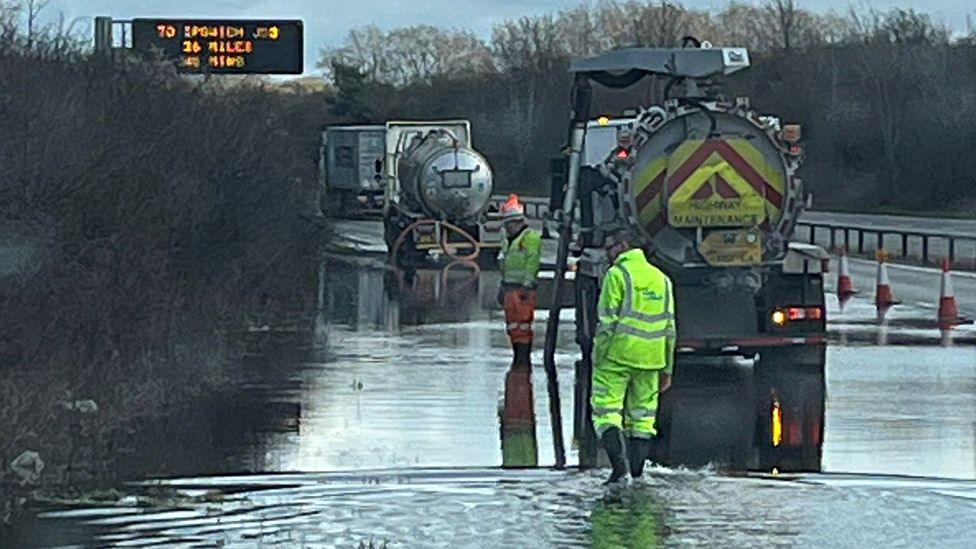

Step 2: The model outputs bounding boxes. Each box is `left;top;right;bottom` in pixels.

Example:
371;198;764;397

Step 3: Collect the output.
397;132;494;222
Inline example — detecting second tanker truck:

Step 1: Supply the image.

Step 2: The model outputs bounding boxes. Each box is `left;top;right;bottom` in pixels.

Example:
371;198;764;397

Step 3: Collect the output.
382;120;502;265
544;43;829;472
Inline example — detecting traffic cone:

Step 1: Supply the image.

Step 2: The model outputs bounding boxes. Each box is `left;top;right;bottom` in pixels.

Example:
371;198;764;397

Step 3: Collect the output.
938;258;964;330
837;248;857;302
874;251;899;310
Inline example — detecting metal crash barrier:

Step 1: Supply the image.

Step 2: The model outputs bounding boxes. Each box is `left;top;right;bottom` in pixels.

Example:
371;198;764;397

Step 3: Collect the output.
798;221;976;270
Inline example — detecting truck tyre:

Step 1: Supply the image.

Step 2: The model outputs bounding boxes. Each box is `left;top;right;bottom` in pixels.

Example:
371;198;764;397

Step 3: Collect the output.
652;359;755;471
753;346;826;472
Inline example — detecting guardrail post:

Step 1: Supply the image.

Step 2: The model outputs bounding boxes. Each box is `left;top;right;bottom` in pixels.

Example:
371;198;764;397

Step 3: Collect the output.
901;234;908;258
829;228;836;251
808;225;816;245
878;232;885;253
845;229;851;251
922;236;929;265
948;238;955;264
857;231;864;254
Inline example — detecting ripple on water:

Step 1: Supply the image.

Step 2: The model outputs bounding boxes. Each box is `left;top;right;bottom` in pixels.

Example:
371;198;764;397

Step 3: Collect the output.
34;467;976;548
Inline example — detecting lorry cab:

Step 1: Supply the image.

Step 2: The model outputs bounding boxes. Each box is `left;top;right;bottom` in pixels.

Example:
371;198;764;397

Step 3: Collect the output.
319;125;386;216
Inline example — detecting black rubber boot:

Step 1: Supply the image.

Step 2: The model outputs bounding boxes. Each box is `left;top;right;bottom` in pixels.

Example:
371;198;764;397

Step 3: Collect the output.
512;342;532;369
600;428;629;485
627;437;654;478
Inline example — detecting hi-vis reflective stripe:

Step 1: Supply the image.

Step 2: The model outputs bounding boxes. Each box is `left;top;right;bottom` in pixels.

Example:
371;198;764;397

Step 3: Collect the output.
627;408;656;419
592;407;621;417
614;324;675;340
618;266;673;324
503;269;532;284
507;322;532;331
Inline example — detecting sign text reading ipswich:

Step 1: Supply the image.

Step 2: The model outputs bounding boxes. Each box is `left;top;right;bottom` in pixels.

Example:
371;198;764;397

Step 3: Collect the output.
132;19;303;74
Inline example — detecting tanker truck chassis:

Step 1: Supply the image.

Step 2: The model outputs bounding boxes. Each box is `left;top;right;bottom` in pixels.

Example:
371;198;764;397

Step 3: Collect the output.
545;43;828;473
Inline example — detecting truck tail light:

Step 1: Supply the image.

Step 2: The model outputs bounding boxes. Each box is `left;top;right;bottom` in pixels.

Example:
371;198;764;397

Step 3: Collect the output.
771;397;782;447
772;306;823;324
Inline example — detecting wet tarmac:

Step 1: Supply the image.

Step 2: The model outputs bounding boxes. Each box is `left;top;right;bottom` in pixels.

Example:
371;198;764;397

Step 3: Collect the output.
9;239;976;547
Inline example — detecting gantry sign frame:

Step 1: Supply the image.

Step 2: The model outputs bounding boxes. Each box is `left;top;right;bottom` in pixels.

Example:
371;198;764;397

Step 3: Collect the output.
96;17;304;75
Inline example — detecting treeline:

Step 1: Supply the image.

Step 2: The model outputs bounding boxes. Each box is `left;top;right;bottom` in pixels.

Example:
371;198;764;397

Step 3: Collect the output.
0;0;328;517
321;1;976;212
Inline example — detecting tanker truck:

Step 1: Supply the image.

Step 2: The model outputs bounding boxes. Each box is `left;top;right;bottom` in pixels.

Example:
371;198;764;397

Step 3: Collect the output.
382;120;502;265
544;44;829;472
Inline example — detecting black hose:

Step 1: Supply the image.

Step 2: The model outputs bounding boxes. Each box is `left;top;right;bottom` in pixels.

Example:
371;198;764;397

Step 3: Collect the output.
679;97;718;136
663;77;683;101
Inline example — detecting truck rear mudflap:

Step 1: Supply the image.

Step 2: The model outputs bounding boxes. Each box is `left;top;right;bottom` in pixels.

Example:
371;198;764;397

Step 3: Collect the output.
678;334;826;355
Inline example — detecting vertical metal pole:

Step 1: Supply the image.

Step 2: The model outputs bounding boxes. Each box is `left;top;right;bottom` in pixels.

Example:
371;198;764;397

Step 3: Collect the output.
829;228;836;251
858;231;864;254
94;16;113;55
923;237;929;265
878;232;885;253
901;233;908;258
543;74;591;470
808;225;815;245
845;228;851;252
948;238;955;265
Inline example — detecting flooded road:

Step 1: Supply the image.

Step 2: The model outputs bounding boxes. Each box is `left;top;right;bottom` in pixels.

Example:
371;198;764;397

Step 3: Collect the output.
10;242;976;547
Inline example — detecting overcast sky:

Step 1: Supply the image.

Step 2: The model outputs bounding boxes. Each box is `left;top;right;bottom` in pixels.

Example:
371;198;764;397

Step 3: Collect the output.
39;0;974;74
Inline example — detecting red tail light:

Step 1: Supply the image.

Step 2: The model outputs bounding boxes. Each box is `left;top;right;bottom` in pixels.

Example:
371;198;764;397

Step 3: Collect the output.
774;306;823;323
615;148;629;159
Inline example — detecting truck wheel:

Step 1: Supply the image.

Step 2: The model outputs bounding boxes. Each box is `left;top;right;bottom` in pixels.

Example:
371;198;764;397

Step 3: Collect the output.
652;359;755;471
476;248;499;268
753;346;826;472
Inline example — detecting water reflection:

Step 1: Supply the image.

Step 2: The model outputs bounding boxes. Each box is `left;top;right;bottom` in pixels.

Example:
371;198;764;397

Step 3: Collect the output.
590;490;665;548
322;260;496;331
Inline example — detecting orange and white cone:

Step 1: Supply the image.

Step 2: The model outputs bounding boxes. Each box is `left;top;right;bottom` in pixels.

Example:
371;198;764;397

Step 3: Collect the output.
938;258;964;330
874;252;899;310
837;248;856;301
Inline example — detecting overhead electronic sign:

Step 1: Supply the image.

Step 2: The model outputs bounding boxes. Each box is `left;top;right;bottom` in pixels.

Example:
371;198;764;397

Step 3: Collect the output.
132;19;303;74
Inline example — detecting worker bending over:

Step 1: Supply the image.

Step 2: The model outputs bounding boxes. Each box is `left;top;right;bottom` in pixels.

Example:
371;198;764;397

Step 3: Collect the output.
498;194;542;366
592;228;676;484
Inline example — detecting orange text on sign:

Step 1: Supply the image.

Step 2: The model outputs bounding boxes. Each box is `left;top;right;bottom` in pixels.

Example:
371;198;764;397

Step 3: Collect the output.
208;40;254;54
183;25;246;39
208;55;246;68
156;24;177;38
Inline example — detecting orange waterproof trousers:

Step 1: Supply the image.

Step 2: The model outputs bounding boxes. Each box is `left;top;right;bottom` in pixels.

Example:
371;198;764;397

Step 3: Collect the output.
504;288;536;345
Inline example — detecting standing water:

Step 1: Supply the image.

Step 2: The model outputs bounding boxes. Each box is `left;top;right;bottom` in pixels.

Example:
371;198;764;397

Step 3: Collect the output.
9;255;976;547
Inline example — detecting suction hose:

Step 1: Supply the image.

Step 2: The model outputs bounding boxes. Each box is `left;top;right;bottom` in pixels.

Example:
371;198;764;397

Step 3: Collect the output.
389;219;481;265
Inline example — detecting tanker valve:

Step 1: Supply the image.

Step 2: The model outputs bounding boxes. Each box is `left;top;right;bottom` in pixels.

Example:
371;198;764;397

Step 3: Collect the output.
781;124;802;143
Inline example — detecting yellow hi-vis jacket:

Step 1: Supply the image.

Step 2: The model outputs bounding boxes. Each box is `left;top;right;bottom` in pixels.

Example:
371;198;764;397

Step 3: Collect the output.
595;248;676;373
500;227;542;288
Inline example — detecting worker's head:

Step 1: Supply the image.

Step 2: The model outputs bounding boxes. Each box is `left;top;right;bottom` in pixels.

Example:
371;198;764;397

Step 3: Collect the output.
604;227;640;262
504;218;526;236
500;194;526;236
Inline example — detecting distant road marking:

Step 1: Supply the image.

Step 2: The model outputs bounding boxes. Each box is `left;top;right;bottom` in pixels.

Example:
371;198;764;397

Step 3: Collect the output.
846;257;976;280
